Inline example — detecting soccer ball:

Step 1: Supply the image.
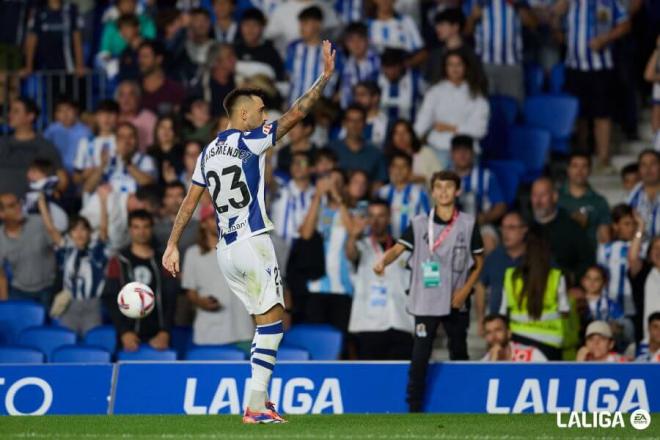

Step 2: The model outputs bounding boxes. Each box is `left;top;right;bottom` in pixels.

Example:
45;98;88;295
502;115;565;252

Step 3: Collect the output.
117;282;155;319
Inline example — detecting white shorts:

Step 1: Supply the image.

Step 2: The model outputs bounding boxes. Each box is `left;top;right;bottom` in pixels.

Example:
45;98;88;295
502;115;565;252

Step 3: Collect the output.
216;234;285;315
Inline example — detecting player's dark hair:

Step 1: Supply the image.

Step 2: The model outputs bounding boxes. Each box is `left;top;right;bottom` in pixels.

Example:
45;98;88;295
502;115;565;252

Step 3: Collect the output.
568;151;592;168
95;99;120;114
354;80;381;97
240;7;266;26
381;47;408;67
344;21;368;38
649;312;660;325
313;147;338;166
430;170;461;191
14;97;39;118
620;162;638;179
129;209;154;226
29;158;54;175
117;13;140;29
344;103;367;122
164;181;186;195
67;215;92;233
450;134;474;151
611;203;634;224
434;8;465;28
389;151;413;168
483;314;509;328
222;88;267;117
638;148;660;164
298;5;323;22
138;40;166;58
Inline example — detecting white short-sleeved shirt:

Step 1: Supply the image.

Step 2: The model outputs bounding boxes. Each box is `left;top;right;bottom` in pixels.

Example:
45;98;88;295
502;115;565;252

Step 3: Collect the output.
193;124;277;249
104;152;157;194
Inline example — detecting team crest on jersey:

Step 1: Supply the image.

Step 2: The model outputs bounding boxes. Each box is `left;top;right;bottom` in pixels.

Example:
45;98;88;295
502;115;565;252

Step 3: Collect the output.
262;124;273;135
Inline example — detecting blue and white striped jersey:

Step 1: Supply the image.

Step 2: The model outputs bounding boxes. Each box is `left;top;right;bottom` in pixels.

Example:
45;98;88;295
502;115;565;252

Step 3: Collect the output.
468;0;526;65
57;237;108;300
377;183;430;239
286;40;324;105
457;165;505;216
627;182;660;238
597;240;635;315
368;14;424;54
193;124;277;249
565;0;628;71
378;70;424;124
251;0;282;15
270;181;316;246
335;0;364;23
307;201;354;295
337;50;381;108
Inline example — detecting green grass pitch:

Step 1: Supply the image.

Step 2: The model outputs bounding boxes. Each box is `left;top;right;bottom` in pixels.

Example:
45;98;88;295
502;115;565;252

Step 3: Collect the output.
2;414;660;439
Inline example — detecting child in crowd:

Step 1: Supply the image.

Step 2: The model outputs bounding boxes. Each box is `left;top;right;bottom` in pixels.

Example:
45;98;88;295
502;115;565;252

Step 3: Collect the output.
43;98;92;174
73;100;119;187
25;159;68;232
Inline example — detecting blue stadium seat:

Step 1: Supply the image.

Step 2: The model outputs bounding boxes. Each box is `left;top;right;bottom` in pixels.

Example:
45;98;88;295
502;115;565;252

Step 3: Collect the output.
524;63;545;96
482;95;519;159
117;346;177;362
485;160;526;207
0;301;45;345
18;326;77;362
170;326;193;358
489;95;519;126
278;346;311;361
51;345;111;363
0;347;45;364
184;346;247;361
506;126;552;183
282;324;343;360
549;63;566;94
83;325;117;354
523;94;579;155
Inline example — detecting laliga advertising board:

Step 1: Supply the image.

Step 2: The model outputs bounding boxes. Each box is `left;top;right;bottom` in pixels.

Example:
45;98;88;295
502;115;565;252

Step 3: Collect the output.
2;362;657;415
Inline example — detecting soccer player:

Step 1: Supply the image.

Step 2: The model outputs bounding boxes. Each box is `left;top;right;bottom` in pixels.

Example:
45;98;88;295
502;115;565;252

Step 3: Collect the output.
162;40;336;424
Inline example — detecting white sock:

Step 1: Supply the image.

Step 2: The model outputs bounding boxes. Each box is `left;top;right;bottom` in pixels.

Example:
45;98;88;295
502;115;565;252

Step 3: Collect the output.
248;321;283;411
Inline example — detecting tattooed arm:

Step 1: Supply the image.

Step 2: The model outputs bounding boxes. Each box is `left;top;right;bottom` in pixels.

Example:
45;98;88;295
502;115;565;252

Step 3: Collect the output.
276;40;336;142
162;184;205;277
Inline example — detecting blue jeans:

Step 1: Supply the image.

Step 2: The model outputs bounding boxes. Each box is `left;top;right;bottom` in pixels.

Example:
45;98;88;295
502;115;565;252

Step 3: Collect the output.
9;286;54;310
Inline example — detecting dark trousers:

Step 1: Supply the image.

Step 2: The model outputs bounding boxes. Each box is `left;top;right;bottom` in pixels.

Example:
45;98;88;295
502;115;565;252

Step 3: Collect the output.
305;293;352;332
354;329;413;360
511;334;562;361
407;309;469;412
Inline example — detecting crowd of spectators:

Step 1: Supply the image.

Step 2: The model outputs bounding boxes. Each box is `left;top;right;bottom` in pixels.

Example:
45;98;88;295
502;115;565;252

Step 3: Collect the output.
0;0;659;362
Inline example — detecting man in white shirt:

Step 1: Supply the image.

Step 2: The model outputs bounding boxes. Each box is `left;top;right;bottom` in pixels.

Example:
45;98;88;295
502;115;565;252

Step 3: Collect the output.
481;314;547;362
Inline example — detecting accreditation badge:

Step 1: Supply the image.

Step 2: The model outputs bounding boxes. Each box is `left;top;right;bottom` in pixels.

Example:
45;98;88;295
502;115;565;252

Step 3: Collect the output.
368;280;387;308
421;259;441;288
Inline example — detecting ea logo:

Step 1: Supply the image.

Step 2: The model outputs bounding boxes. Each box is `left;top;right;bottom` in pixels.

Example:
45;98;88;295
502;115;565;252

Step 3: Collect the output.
629;409;651;430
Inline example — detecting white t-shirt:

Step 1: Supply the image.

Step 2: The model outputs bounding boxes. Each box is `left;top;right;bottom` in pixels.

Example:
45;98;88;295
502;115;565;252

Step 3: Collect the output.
481;341;548;362
182;245;255;345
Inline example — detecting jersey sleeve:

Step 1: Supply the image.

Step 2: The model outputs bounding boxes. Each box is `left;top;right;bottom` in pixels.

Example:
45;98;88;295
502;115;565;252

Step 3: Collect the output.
471;223;484;254
191;152;206;187
243;122;278;155
398;224;415;250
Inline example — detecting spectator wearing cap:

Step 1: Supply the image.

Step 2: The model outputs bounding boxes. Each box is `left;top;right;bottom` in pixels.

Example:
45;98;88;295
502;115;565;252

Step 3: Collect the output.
558;153;612;256
99;0;156;58
378;48;425;127
213;0;238;44
138;40;186;117
234;8;285;82
553;0;630;170
576;320;628;362
636;312;660;362
465;0;537;103
116;80;158;151
43;98;92;175
330;105;388;189
368;0;427;68
425;8;482;86
285;6;328;106
627;150;660;239
0;98;66;198
349;81;389;148
183;204;255;345
414;49;489;169
481;314;547;362
450;135;506;254
337;23;381;109
154;181;199;255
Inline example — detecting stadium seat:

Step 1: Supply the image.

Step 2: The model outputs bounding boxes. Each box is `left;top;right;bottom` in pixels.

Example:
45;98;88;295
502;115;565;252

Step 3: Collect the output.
0;300;45;345
83;325;117;354
549;62;566;94
278;346;311;361
282;324;343;360
170;326;193;358
482;95;519;159
0;347;45;364
51;345;111;363
184;346;247;361
524;63;545;96
18;326;77;362
117;346;177;362
489;95;518;126
506;126;552;183
485;160;526;207
523;94;579;155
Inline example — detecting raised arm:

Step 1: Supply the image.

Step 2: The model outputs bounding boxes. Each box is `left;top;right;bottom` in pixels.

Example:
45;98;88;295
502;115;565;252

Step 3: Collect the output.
162;184;205;277
275;40;336;142
37;193;63;245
